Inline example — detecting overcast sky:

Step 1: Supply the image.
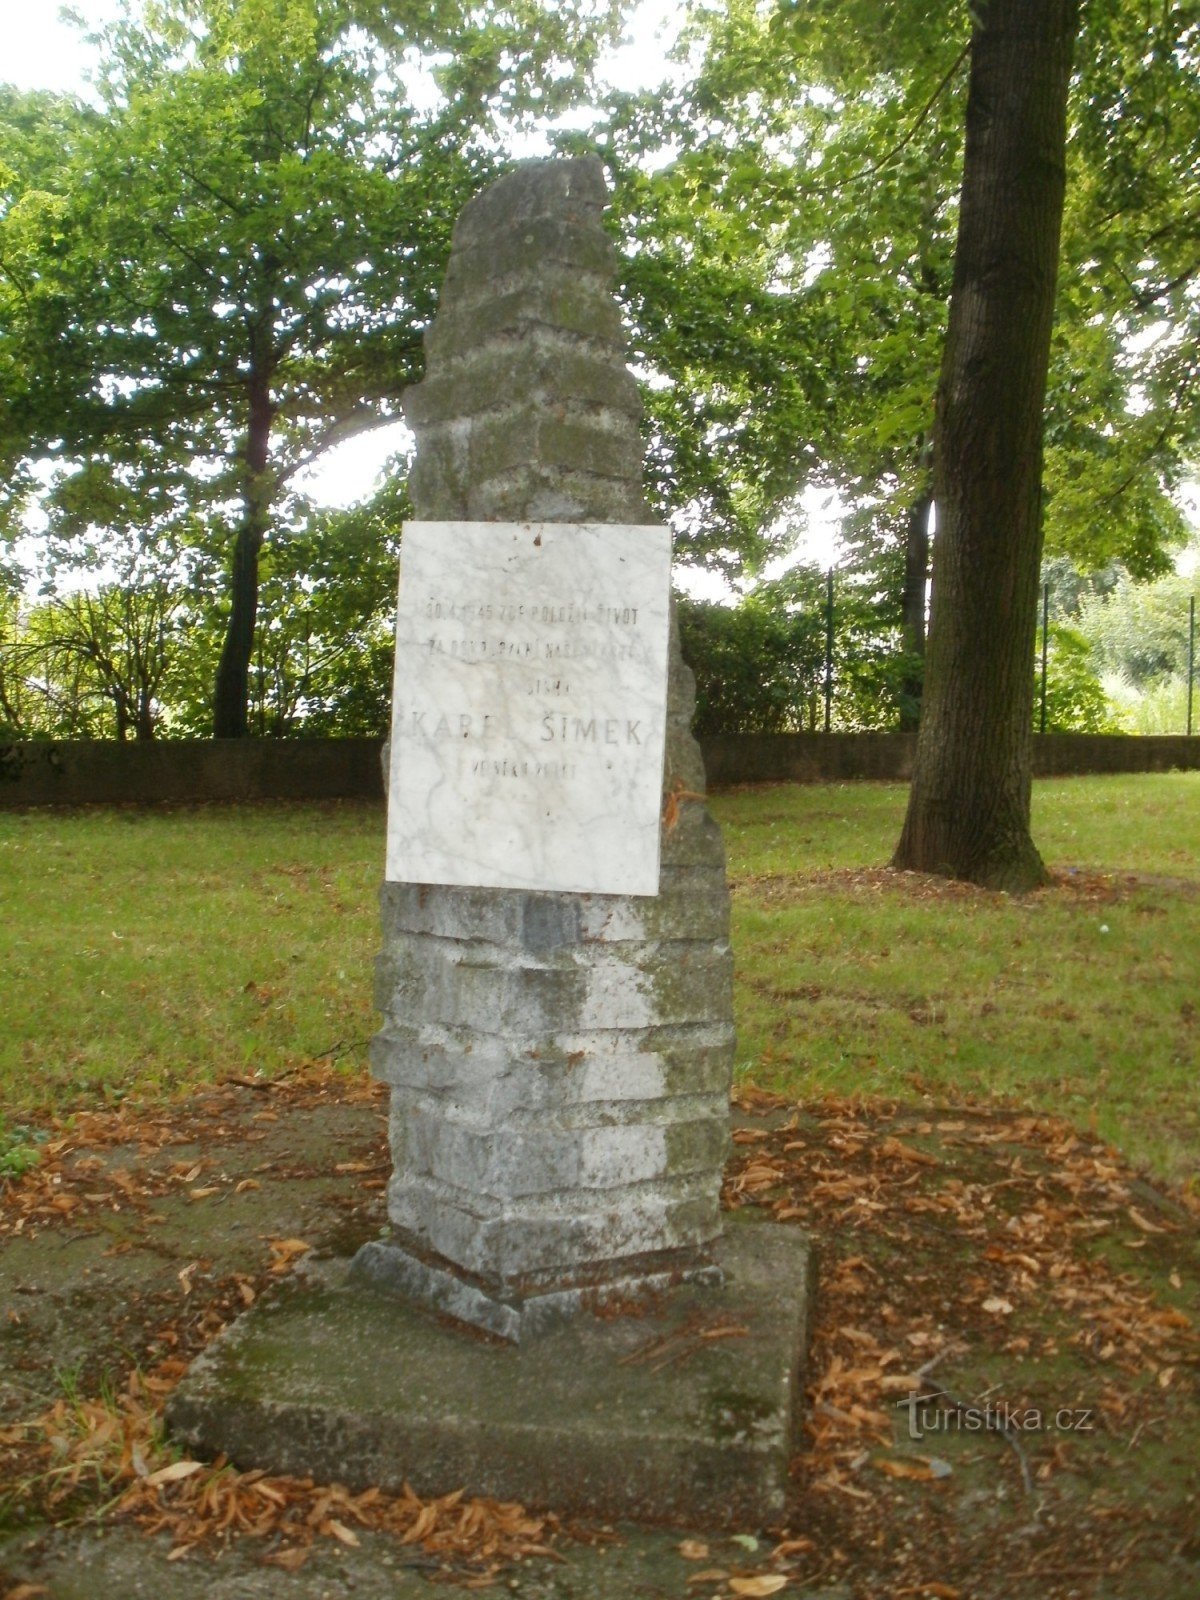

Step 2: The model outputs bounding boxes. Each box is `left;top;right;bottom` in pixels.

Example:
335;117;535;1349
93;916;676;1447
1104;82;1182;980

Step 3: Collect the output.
4;0;123;97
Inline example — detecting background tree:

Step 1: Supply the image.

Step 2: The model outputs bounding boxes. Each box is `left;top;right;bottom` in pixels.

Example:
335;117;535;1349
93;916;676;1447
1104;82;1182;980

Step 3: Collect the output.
893;0;1082;889
1037;624;1121;735
27;584;183;741
242;486;405;738
595;1;965;587
598;0;1195;729
0;527;204;739
0;85;95;531
0;591;36;737
2;0;621;736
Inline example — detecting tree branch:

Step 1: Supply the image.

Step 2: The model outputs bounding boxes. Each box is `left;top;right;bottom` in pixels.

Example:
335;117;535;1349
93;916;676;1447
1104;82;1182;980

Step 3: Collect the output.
846;40;972;186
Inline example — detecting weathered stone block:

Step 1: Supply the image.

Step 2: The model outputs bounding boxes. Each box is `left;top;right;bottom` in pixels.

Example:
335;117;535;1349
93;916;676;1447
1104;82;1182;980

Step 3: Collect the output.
404;346;643;431
466;463;648;525
423;277;625;363
443;215;619;293
398;1108;728;1201
398;1179;724;1286
464;406;638;484
450;156;609;250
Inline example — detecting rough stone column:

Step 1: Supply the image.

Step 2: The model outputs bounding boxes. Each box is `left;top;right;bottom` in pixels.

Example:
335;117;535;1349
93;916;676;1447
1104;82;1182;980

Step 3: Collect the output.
353;158;735;1341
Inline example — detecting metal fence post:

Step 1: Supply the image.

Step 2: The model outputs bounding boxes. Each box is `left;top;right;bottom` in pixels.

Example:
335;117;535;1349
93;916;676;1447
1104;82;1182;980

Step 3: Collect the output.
824;568;834;734
1039;582;1049;735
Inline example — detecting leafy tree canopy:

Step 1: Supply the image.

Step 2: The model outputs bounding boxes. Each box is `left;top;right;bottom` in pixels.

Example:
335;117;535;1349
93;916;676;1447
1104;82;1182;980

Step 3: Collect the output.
594;0;1197;585
1;0;623;731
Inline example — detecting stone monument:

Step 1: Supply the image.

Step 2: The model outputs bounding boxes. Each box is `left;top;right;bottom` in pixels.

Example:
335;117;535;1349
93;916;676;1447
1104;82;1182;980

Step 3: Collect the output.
352;156;736;1341
167;158;809;1526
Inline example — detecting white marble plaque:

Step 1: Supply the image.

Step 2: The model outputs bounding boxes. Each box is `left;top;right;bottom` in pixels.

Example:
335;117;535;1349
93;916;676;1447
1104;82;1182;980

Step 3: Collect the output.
385;522;672;896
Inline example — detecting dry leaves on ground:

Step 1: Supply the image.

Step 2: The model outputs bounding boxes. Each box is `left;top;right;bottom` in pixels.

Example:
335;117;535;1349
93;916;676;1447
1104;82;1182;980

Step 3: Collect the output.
0;1355;559;1582
0;1065;384;1242
725;1089;1198;1592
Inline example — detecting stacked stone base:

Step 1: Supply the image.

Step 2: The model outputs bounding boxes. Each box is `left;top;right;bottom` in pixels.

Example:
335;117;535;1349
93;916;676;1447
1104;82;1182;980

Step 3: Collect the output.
351;1237;723;1344
359;804;735;1341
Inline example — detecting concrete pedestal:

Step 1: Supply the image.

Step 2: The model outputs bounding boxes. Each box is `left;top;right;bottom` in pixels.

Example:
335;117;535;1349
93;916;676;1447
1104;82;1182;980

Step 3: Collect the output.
167;1222;812;1528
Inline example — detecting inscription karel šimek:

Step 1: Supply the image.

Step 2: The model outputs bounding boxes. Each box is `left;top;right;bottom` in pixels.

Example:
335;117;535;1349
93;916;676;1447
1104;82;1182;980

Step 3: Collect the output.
398;711;644;745
401;582;649;748
386;521;672;896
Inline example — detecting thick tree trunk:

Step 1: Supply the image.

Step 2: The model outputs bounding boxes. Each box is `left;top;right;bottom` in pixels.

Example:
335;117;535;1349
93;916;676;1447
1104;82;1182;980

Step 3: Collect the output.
893;0;1080;890
898;486;932;731
213;375;274;738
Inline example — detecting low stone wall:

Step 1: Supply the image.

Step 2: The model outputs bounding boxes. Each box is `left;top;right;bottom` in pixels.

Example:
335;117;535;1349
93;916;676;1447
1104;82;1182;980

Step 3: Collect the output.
0;737;385;808
1030;732;1200;776
2;731;1199;808
700;732;917;787
700;731;1200;787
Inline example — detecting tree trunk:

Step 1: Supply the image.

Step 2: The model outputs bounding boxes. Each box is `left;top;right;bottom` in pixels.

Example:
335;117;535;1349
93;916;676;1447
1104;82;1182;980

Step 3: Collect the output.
898;486;932;731
892;0;1080;890
213;375;274;738
135;693;155;741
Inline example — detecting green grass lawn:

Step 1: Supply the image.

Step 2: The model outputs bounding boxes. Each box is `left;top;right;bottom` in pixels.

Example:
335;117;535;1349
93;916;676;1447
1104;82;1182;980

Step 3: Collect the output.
1;773;1197;1186
0;803;381;1115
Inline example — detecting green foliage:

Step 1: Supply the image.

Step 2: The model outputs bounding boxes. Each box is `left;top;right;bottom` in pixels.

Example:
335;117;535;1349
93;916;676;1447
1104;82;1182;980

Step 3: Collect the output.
1072;560;1199;734
0;1121;46;1180
0;0;621;731
1036;624;1121;734
24;585;188;742
677;564;924;734
244;489;404;737
1049;0;1200;575
0;594;36;737
1106;675;1195;736
1078;568;1198;689
596;0;966;580
3;483;405;740
676;578;827;734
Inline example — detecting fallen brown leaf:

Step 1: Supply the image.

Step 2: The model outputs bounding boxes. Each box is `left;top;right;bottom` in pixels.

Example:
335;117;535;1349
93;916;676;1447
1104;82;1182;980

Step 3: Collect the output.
1128;1206;1168;1234
144;1459;206;1487
261;1545;310;1570
872;1456;936;1481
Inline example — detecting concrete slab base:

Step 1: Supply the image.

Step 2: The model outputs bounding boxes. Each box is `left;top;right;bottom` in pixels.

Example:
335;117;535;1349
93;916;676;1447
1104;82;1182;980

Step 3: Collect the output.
165;1221;812;1527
